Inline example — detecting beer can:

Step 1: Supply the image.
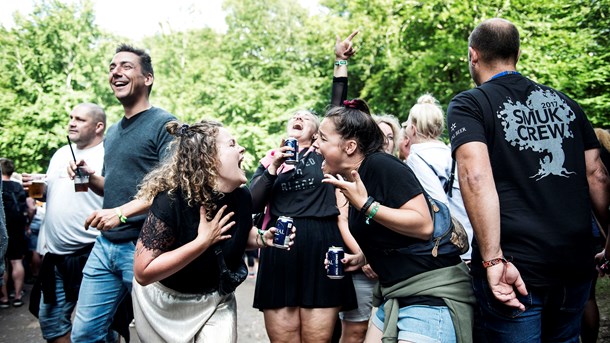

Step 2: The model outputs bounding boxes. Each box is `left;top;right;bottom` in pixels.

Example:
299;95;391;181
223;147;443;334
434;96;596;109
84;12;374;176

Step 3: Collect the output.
284;137;299;165
327;246;345;279
273;216;293;249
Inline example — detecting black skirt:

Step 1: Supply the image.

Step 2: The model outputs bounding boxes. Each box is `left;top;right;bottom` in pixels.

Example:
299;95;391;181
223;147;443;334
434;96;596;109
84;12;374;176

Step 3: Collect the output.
253;216;357;311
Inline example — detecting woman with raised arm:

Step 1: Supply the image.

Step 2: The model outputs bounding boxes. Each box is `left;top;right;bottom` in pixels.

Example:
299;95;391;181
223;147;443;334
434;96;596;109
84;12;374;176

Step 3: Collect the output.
248;33;360;343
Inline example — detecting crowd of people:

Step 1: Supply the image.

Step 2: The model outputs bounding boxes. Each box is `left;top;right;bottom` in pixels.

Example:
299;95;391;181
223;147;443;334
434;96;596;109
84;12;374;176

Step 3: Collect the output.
0;17;609;343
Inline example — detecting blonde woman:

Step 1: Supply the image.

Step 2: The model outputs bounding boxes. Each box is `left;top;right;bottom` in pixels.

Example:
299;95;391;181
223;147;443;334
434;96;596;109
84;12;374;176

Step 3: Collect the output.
132;120;290;342
404;94;474;260
374;115;401;156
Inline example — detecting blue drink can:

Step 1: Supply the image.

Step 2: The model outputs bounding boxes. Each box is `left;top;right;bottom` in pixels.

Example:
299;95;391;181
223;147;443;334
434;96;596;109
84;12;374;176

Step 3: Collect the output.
284;137;299;165
273;216;293;249
327;246;344;279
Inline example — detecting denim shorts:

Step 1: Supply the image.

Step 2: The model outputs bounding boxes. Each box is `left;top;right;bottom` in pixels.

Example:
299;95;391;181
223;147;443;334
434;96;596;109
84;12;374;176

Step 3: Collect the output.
339;272;375;322
372;303;456;343
39;267;74;340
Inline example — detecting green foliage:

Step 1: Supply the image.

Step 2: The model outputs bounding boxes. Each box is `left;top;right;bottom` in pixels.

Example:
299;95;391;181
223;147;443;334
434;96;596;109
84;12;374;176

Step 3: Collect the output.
0;0;115;172
1;0;608;177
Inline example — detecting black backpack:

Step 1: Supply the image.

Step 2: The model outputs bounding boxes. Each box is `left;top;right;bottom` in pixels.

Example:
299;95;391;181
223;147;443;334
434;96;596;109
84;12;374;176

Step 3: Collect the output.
2;181;28;227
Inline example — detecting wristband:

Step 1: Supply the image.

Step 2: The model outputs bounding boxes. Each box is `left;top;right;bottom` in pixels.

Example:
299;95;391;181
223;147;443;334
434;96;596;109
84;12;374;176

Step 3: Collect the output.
365;202;380;225
360;196;375;214
257;228;268;248
334;60;348;66
482;256;511;268
115;207;128;223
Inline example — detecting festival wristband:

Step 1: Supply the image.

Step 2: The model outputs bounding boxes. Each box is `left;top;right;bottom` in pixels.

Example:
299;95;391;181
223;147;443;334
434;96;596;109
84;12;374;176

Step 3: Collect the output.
115;207;128;224
365;202;380;225
482;256;511;268
257;228;268;247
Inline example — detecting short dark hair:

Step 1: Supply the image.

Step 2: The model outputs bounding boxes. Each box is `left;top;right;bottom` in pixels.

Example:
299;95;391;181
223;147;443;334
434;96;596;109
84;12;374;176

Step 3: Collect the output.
469;18;520;64
0;158;15;176
324;99;385;156
115;44;154;95
116;44;154;77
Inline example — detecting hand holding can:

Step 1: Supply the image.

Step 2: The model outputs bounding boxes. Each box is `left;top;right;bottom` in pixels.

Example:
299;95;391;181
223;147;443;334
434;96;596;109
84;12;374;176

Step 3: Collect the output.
273;216;293;249
327;246;345;279
284;137;299;165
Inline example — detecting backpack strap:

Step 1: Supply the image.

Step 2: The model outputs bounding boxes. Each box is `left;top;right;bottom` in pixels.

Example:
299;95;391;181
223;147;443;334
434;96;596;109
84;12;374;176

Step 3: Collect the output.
413;153;455;197
445;159;456;197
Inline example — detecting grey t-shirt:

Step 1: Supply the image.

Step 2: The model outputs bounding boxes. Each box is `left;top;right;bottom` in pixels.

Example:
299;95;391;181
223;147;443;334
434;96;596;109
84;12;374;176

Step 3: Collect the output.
102;107;176;242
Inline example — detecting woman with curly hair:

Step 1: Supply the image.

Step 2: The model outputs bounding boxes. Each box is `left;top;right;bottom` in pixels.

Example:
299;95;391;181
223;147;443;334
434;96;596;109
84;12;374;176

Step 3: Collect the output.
132;120;289;342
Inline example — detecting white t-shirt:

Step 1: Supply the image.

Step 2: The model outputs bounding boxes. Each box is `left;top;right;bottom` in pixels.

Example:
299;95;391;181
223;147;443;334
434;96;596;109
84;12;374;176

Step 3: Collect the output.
42;142;104;255
406;141;474;259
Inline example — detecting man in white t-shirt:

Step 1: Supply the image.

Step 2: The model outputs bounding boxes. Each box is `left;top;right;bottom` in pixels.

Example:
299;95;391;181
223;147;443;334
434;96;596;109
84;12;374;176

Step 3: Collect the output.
23;103;106;343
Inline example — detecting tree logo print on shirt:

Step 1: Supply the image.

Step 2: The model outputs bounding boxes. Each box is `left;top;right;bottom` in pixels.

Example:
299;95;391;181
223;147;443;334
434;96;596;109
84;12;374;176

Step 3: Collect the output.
497;87;576;181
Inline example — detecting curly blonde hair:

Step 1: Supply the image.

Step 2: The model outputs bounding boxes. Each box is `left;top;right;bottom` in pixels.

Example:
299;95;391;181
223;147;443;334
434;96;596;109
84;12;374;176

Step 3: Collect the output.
136;120;224;214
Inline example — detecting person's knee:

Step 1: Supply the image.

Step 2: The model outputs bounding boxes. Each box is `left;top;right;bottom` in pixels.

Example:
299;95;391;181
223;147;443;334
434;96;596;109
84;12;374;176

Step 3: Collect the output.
264;308;301;340
340;321;368;343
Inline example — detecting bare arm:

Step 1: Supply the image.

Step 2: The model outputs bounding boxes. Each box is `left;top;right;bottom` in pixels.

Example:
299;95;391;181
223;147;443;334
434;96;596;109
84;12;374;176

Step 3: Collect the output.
68;160;104;196
134;206;234;285
335;189;378;279
456;141;527;309
585;149;610;255
85;198;152;231
323;170;433;240
335;189;361;254
456;142;502;261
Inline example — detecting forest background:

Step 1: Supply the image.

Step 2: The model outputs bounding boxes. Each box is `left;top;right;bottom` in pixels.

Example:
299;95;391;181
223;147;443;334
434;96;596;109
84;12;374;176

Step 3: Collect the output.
1;0;608;176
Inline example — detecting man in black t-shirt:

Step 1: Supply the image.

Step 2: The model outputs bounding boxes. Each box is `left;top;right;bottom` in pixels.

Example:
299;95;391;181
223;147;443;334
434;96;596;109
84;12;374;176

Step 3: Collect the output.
447;18;610;342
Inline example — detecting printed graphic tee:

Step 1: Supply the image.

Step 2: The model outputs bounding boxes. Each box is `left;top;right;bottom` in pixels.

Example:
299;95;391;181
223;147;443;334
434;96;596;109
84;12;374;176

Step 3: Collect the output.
447;73;599;288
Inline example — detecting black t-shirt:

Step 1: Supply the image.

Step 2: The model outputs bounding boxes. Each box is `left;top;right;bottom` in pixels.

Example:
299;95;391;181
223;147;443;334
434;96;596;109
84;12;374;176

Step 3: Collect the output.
447;73;599;287
350;152;461;287
141;187;252;294
251;150;339;218
1;180;27;230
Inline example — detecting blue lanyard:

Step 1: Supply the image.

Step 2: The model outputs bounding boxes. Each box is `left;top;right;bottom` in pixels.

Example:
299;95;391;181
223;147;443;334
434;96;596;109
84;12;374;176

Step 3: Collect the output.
489;70;521;81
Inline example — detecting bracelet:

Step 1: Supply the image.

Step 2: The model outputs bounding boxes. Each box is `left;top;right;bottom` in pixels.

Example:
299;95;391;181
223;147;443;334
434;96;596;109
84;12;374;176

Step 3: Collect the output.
365;202;379;225
257;228;268;248
482;256;511;268
334;60;348;66
115;207;127;223
360;196;375;214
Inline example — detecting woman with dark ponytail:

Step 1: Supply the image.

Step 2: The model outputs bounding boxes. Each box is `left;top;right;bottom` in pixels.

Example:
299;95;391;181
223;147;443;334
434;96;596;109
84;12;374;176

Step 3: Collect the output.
315;101;475;342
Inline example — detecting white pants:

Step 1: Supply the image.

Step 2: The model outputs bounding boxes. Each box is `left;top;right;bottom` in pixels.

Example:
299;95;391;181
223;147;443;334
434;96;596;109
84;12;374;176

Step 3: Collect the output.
132;279;237;343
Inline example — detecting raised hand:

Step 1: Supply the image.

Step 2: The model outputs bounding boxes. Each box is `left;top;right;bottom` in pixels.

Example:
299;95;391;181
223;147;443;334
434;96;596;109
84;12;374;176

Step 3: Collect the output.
335;30;359;60
322;170;369;211
267;144;294;175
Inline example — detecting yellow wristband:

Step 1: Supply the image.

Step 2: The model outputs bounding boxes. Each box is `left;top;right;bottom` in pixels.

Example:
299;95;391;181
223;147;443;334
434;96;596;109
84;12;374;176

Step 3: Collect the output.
115;207;128;223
